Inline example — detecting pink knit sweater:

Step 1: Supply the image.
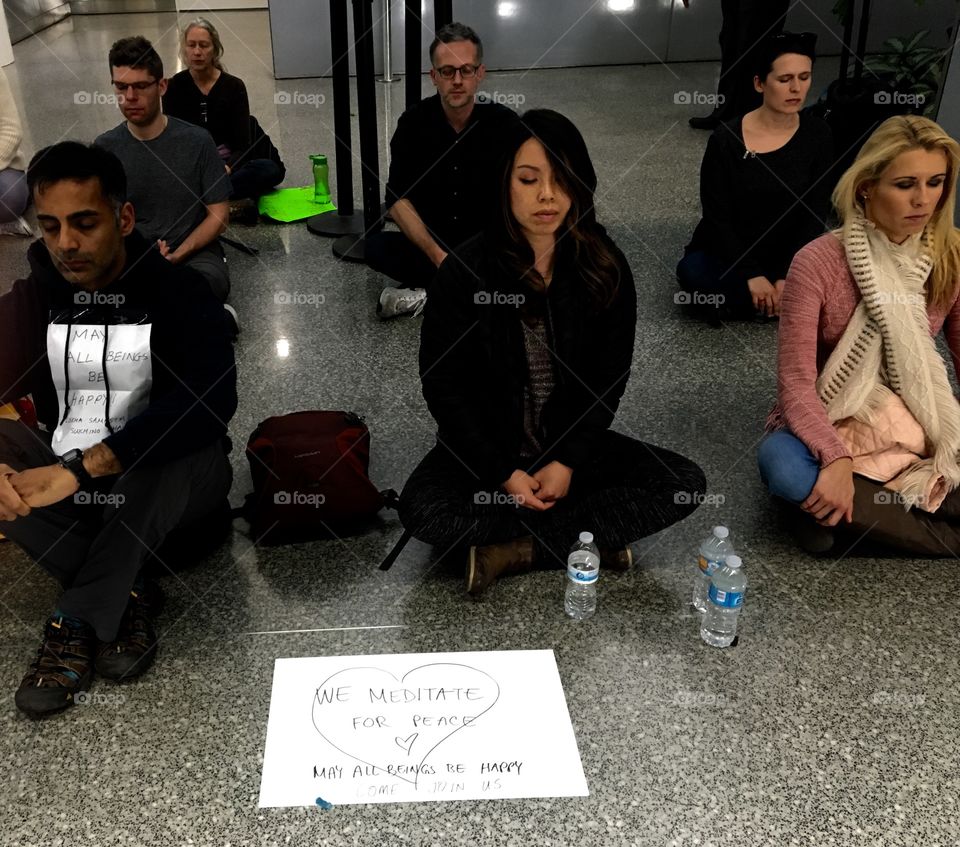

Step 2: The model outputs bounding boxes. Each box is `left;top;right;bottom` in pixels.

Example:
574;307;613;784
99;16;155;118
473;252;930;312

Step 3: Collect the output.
766;232;960;467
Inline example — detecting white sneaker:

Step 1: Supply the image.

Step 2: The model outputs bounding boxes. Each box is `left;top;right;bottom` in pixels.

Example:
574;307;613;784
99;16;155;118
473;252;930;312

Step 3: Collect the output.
0;215;35;237
377;286;427;319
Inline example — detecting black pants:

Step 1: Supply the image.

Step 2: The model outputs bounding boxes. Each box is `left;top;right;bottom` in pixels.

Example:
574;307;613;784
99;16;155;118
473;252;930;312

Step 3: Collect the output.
365;230;440;290
676;250;756;318
398;431;706;567
229;158;284;201
0;419;232;641
717;0;790;118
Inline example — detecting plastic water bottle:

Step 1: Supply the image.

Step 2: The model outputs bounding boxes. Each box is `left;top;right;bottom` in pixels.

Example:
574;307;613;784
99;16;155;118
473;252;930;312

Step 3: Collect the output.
700;554;747;648
564;531;600;620
693;526;732;613
311;154;331;204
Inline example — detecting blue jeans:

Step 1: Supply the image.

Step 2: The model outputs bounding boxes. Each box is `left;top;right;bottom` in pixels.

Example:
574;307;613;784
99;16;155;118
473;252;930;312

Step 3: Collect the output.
0;167;28;221
757;430;820;503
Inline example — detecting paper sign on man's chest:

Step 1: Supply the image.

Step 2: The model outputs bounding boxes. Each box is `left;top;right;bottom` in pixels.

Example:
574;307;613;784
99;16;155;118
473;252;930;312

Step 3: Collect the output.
47;320;153;454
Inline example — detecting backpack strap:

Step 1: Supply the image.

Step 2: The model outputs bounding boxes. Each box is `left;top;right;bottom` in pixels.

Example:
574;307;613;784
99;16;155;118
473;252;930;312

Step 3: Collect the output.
379;528;412;571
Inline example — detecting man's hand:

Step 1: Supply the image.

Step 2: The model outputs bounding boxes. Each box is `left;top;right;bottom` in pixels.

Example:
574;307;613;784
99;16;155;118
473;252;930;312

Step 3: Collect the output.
747;276;778;317
0;464;30;522
432;249;449;269
10;464;79;509
503;469;553;512
157;239;175;262
531;461;573;503
802;457;855;527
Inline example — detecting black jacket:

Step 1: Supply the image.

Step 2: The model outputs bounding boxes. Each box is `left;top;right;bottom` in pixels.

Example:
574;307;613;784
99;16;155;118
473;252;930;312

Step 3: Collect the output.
0;232;238;467
420;232;637;488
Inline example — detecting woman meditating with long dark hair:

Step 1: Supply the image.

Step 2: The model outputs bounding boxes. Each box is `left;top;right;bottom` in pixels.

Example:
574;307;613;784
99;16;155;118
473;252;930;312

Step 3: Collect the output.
759;115;960;555
399;109;706;595
678;31;833;321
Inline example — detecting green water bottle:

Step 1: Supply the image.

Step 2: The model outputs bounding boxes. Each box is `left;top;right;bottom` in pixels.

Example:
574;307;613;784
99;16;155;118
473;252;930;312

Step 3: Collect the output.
311;154;331;204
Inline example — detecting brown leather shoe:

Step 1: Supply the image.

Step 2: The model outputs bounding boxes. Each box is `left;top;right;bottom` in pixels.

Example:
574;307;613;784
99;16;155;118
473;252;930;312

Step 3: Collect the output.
600;545;633;572
466;536;536;596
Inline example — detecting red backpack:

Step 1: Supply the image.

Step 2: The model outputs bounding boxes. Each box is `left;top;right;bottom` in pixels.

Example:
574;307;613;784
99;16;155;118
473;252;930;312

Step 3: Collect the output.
243;411;397;543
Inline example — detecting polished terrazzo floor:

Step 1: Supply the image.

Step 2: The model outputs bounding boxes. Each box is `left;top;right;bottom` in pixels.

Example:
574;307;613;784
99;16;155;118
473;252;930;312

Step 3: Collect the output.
0;9;957;847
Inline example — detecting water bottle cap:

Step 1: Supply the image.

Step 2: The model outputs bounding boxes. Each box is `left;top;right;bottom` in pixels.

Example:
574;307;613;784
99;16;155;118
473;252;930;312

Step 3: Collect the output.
579;531;594;544
310;154;328;164
725;554;743;568
713;526;729;539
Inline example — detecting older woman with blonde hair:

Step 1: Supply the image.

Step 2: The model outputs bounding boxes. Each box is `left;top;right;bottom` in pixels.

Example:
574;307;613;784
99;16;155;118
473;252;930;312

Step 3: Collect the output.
163;17;283;205
758;115;960;555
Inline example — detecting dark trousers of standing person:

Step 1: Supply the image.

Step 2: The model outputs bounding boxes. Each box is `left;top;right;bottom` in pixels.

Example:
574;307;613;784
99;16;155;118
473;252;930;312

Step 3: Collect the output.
0;419;232;642
0;167;28;222
717;0;790;118
229;158;284;201
398;430;707;566
676;250;756;319
365;230;441;290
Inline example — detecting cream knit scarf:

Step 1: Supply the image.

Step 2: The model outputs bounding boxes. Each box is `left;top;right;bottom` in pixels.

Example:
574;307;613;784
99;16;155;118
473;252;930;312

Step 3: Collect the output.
815;212;960;509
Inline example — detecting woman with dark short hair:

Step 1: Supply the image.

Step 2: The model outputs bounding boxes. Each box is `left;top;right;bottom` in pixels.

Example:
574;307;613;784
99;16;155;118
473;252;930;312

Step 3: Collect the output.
759;115;960;556
678;32;833;322
163;18;283;206
399;109;706;596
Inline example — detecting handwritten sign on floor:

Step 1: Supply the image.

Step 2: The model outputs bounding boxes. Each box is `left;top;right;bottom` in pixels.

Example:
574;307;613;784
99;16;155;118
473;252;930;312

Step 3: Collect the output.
258;649;588;806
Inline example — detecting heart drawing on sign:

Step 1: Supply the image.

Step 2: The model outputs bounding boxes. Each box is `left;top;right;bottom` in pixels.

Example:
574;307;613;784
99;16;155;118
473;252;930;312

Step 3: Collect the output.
310;663;501;787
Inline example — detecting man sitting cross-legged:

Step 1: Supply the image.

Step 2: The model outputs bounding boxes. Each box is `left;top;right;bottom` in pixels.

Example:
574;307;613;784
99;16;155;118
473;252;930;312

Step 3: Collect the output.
0;142;237;718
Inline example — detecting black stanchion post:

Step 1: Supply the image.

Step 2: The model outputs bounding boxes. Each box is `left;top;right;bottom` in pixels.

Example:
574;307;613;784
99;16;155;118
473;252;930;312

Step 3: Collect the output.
404;0;420;110
308;0;364;237
333;0;382;261
434;0;453;29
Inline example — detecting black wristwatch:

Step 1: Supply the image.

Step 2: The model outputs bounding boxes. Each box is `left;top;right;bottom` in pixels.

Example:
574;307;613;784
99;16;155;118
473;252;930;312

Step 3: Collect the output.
59;449;93;490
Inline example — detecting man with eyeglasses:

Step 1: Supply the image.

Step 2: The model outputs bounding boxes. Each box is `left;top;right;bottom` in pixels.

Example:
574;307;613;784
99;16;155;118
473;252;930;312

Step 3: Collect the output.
95;36;235;328
370;22;519;318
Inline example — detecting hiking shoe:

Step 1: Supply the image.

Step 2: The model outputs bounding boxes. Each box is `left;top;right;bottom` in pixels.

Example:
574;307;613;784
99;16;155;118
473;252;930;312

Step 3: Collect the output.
466;536;536;597
600;545;633;572
95;583;164;681
377;287;427;319
228;198;259;225
0;215;35;237
15;615;95;718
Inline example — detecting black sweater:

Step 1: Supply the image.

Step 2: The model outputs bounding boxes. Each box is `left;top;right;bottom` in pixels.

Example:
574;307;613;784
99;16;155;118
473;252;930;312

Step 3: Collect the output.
686;111;834;281
0;233;238;467
420;232;637;488
163;70;250;166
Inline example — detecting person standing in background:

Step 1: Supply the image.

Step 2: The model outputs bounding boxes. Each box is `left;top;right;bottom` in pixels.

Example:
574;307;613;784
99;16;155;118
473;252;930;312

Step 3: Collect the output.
0;66;32;236
683;0;790;130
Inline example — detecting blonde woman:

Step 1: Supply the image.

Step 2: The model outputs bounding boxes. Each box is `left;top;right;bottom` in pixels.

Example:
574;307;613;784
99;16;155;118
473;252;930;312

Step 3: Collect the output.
759;115;960;555
163;18;283;202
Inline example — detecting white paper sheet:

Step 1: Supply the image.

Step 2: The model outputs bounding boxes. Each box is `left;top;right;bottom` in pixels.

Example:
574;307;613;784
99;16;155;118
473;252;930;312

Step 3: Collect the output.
258;649;588;807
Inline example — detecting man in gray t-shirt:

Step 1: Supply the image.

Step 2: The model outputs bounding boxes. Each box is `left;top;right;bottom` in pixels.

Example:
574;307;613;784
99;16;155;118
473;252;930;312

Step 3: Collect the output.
95;36;231;303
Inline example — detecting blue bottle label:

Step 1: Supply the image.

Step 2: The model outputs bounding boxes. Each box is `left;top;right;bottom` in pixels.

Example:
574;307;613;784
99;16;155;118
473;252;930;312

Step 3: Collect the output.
708;584;743;608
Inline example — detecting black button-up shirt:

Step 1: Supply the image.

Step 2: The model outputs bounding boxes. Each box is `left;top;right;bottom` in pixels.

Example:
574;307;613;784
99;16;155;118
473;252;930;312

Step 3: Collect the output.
384;94;519;252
